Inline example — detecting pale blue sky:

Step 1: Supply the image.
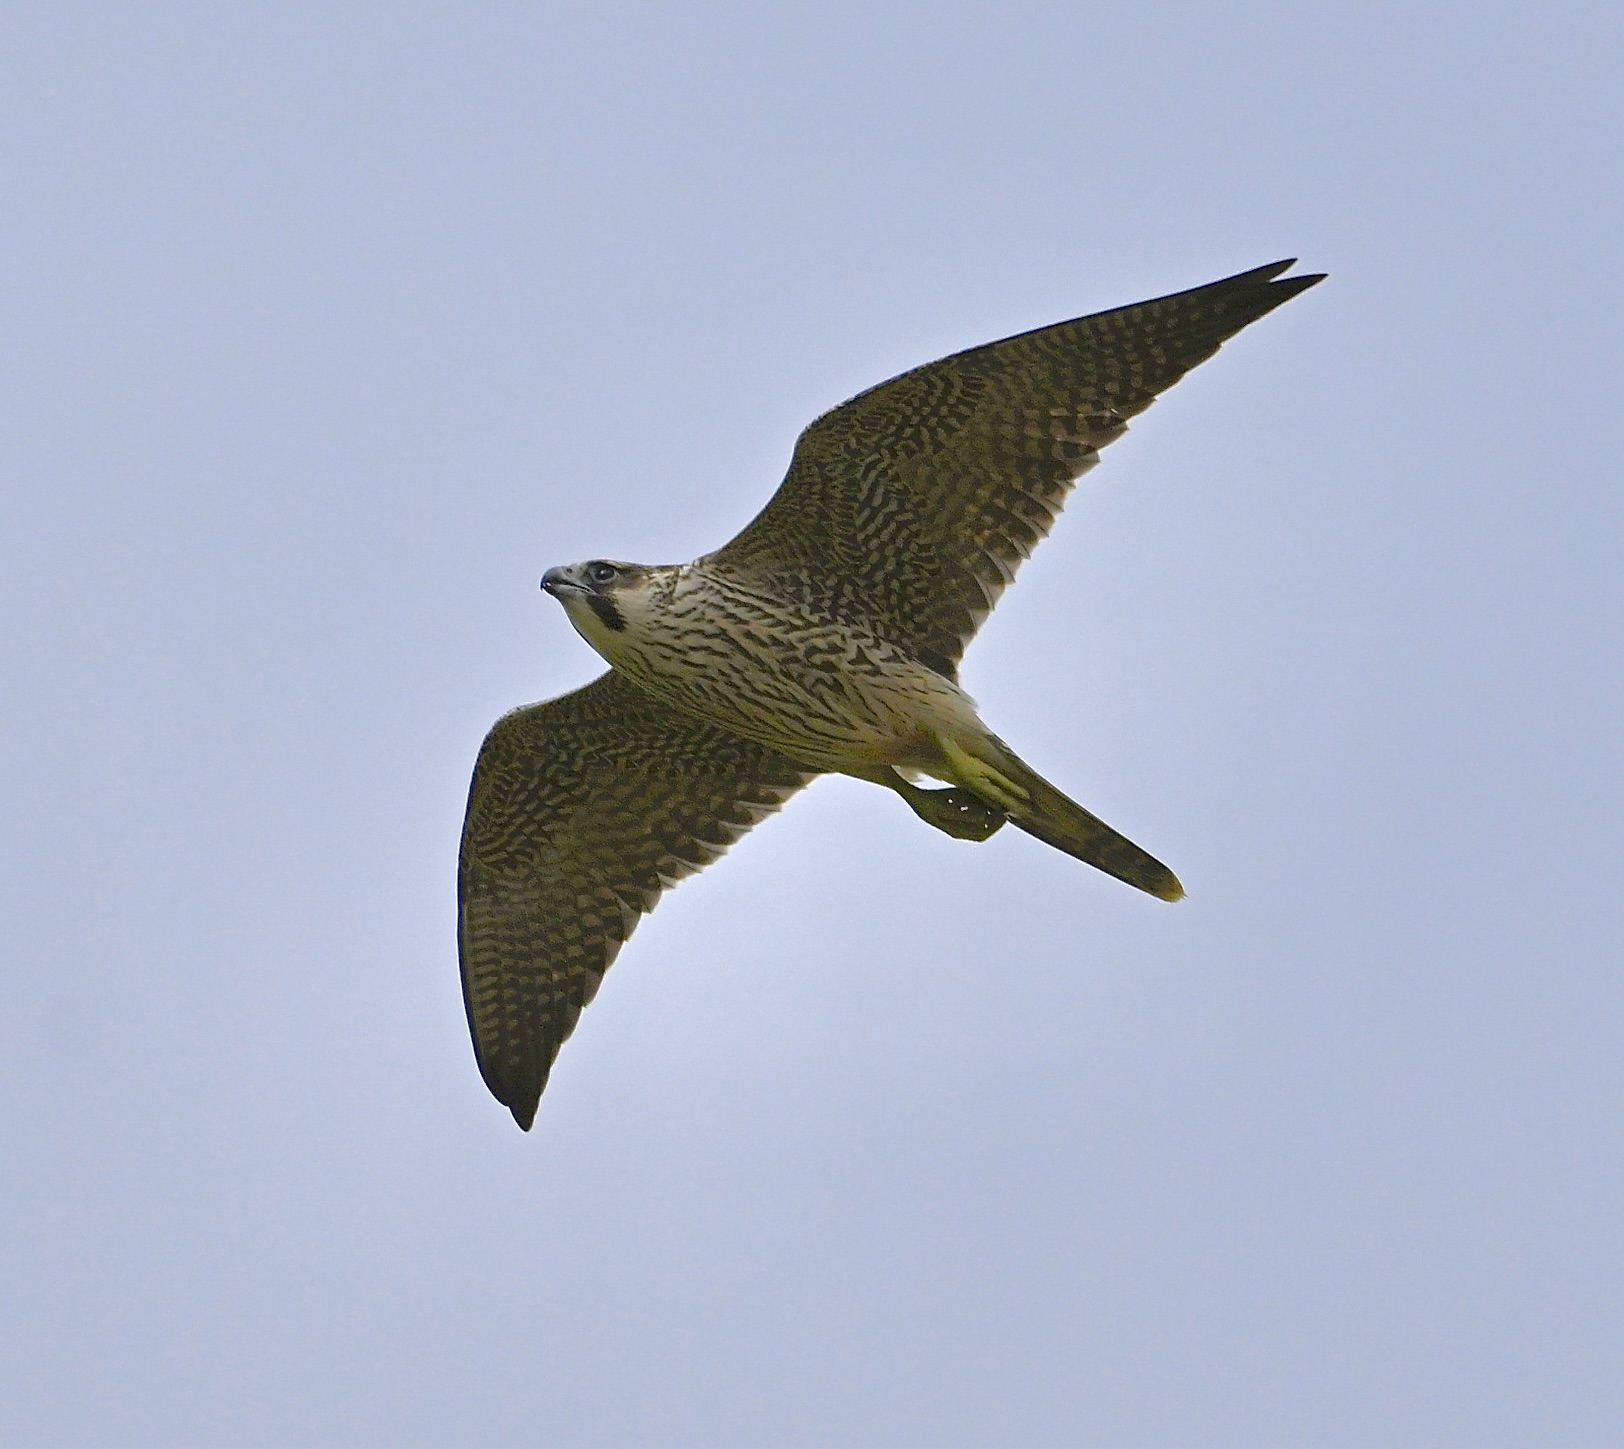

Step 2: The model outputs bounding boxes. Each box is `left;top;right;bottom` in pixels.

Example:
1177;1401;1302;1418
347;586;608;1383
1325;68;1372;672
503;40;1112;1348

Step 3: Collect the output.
3;5;1620;1446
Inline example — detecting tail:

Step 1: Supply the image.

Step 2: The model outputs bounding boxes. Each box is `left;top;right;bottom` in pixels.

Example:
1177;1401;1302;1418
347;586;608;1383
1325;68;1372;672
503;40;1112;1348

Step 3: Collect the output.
966;737;1185;901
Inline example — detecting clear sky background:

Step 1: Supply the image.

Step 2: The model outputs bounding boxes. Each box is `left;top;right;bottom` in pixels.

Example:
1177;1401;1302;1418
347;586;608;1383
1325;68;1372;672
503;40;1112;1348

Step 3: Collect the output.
3;5;1619;1446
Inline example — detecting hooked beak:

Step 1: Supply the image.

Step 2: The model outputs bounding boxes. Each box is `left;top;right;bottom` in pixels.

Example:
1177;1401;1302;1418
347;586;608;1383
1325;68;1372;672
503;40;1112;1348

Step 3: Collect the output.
541;565;587;598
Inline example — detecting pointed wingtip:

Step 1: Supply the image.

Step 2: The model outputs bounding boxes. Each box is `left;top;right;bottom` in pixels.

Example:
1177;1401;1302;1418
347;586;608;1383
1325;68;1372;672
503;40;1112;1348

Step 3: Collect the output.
1233;261;1325;321
1229;258;1315;283
1168;259;1323;322
471;1042;546;1131
1267;261;1328;294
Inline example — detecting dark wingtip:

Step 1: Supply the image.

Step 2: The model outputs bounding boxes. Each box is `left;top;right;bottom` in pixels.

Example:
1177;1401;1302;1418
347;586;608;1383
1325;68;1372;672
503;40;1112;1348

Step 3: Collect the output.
1261;260;1328;296
1159;259;1325;322
1219;260;1325;321
1245;258;1325;283
470;1054;542;1130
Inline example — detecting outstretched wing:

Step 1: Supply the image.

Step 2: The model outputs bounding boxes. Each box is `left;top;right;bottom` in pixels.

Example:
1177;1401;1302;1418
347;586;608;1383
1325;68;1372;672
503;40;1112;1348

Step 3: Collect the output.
458;670;817;1129
710;260;1323;674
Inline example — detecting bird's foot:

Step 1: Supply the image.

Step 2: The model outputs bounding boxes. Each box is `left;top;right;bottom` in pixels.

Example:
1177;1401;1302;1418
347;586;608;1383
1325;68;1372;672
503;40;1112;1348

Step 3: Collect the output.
903;784;1007;842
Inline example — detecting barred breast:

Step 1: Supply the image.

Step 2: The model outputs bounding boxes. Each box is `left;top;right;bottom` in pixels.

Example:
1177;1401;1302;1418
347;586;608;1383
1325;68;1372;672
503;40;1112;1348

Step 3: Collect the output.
595;564;979;774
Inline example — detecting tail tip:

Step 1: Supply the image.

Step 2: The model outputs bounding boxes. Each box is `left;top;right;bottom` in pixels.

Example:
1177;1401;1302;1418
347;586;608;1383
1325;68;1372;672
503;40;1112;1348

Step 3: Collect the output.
1152;872;1186;903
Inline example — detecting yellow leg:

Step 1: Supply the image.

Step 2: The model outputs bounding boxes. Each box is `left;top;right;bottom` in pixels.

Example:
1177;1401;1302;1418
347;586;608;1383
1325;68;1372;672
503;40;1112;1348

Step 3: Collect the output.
937;736;1030;812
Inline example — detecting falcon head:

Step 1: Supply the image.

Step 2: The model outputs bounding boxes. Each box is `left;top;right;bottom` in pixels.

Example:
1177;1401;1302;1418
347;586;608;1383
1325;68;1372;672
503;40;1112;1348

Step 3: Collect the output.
541;559;668;652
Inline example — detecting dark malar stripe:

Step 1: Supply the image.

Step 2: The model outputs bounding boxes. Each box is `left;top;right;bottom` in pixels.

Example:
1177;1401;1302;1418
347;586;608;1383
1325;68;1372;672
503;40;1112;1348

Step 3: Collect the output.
587;594;626;632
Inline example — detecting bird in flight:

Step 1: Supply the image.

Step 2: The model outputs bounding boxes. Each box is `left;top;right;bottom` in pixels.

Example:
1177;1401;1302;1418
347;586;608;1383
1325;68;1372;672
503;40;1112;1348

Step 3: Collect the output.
459;259;1323;1128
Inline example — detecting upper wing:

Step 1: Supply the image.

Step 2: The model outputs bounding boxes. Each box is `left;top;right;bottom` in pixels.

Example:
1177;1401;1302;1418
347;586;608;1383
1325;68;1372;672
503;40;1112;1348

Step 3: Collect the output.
709;260;1323;674
458;670;817;1129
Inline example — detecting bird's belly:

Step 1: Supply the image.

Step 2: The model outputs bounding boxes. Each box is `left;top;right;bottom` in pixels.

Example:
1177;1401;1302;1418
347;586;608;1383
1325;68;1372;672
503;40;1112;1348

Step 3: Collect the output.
605;620;975;774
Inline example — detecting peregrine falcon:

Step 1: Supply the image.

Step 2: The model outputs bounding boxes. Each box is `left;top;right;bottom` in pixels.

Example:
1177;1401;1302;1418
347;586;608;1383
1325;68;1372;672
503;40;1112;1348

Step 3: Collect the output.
459;259;1323;1128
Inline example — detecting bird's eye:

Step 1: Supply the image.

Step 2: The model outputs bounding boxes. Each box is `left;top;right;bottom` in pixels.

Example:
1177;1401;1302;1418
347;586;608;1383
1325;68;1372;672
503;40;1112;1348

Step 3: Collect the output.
587;562;617;584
